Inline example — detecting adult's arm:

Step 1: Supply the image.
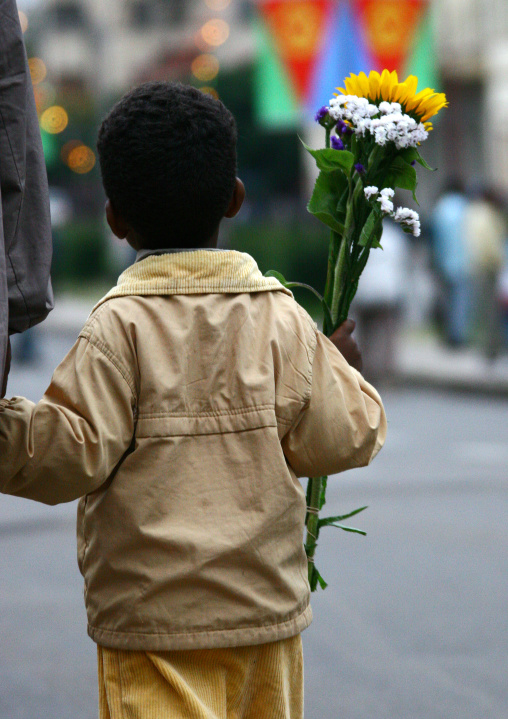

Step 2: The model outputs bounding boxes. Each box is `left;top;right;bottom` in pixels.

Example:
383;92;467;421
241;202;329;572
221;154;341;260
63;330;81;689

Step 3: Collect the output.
0;0;54;388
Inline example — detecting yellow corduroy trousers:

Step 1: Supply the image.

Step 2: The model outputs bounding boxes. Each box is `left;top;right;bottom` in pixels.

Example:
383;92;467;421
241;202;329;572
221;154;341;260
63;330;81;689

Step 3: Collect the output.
97;635;303;719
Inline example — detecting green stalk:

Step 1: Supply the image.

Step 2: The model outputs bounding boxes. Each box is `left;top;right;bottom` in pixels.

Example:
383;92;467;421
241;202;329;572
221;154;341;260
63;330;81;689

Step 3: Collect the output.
305;124;333;587
330;234;348;326
330;175;363;328
305;475;324;584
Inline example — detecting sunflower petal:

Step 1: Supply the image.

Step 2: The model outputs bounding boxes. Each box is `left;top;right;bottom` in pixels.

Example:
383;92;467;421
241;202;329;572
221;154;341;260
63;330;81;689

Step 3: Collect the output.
344;75;359;95
368;70;382;100
401;75;418;96
357;71;370;97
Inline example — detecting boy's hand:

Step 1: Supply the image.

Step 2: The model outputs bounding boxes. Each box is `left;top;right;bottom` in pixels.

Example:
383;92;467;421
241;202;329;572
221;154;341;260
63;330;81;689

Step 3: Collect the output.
329;319;363;373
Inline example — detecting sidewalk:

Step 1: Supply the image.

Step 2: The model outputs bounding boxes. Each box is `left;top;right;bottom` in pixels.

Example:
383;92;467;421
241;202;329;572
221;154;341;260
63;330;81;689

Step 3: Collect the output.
396;330;508;397
40;296;508;397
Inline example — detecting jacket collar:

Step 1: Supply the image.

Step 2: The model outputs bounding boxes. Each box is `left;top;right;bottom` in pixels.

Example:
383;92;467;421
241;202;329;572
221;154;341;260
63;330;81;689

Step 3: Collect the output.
92;250;292;313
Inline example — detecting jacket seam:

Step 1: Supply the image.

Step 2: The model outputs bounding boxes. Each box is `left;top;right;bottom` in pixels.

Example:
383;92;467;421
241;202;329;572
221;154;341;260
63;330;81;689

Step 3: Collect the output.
80;334;137;400
138;404;275;420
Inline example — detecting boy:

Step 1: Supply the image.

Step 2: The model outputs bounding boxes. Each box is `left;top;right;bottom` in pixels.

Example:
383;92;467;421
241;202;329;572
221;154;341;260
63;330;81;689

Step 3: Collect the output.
0;83;386;718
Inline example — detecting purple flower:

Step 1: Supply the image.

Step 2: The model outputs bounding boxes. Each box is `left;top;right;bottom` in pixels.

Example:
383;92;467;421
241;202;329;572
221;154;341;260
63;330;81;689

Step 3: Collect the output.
315;106;329;123
354;163;365;174
411;160;416;166
336;119;347;135
337;120;353;136
331;135;345;151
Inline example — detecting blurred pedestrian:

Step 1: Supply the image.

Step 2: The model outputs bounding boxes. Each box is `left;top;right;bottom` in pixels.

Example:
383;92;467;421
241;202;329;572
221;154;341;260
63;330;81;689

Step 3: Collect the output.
0;0;53;395
430;177;470;347
465;186;507;360
353;219;409;384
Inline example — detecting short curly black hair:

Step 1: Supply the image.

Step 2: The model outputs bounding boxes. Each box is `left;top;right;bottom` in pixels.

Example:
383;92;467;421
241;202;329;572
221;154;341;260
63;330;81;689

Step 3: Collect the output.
97;82;238;248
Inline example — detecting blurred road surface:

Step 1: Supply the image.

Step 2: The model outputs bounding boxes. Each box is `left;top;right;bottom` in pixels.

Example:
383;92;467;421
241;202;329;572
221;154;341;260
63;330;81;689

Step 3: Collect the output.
1;330;507;719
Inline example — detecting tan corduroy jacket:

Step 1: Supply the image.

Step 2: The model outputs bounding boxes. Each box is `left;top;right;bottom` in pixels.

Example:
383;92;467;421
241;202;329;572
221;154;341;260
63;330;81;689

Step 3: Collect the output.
0;250;387;651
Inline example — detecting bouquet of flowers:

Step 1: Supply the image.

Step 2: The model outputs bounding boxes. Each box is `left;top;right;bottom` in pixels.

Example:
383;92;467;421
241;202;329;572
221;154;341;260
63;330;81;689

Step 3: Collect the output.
268;70;447;591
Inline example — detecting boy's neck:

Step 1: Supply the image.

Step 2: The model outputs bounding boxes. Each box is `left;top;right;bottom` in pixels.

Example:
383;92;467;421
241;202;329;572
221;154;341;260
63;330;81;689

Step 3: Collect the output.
137;228;220;253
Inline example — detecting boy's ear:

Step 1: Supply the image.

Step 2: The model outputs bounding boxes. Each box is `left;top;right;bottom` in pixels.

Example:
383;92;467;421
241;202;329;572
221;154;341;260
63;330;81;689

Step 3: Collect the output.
105;199;130;239
224;178;246;219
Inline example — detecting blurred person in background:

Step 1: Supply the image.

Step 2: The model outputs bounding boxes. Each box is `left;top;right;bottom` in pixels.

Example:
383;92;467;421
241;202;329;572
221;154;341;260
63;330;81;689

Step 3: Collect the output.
0;0;53;392
499;242;508;347
430;177;470;347
352;218;409;384
465;186;507;360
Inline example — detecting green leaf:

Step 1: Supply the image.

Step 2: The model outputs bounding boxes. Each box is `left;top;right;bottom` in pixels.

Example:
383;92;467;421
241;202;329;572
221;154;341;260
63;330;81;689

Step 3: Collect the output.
302;142;355;174
318;476;328;510
310;565;328;591
358;209;382;247
318;506;367;527
307;170;348;233
385;156;418;202
264;269;289;285
398;148;419;164
414;153;435;171
399;147;435;172
328;524;367;536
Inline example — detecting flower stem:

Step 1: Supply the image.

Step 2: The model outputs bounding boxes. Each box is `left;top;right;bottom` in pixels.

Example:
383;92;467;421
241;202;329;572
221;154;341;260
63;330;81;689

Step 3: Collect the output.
305;475;325;584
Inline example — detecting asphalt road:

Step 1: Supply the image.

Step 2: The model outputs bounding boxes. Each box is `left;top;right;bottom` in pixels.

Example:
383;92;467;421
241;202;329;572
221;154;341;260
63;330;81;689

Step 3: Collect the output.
1;330;507;719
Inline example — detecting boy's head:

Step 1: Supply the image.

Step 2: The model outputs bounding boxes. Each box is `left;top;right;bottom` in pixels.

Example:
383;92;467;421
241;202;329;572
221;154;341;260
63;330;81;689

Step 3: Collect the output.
97;82;243;249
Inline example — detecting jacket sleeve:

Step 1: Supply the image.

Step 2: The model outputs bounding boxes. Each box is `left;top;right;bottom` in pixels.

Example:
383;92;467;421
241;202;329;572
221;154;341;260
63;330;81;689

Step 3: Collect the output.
0;334;136;505
0;0;53;349
281;330;387;478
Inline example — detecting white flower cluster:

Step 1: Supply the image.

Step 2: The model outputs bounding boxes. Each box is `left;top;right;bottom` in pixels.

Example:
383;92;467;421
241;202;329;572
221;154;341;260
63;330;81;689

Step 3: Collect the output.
393;206;421;236
328;95;378;126
329;95;428;149
363;186;421;236
377;187;394;214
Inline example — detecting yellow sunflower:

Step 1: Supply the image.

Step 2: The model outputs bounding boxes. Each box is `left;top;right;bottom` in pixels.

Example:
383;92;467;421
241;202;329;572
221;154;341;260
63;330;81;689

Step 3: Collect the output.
336;70;447;130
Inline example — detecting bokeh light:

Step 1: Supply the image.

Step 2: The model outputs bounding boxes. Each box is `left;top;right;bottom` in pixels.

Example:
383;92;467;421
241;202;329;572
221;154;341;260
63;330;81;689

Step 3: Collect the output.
67;144;96;174
200;19;230;47
61;139;83;164
204;0;232;10
40;105;69;134
33;83;57;115
28;58;47;85
191;54;220;82
18;10;28;33
199;87;219;100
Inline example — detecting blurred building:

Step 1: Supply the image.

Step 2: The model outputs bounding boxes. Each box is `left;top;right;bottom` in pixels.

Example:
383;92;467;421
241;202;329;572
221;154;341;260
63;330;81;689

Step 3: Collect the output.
30;0;254;96
436;0;508;194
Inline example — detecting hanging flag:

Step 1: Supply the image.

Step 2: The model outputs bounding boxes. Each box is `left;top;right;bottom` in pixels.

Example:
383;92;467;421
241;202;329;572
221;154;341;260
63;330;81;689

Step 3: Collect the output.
352;0;427;74
253;14;300;128
258;0;331;104
308;0;372;113
403;2;439;90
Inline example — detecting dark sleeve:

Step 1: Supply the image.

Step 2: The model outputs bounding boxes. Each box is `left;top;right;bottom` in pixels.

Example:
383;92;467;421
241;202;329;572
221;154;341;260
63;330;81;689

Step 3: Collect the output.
0;0;53;367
